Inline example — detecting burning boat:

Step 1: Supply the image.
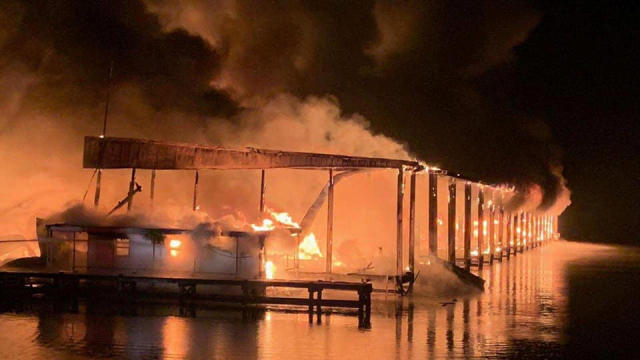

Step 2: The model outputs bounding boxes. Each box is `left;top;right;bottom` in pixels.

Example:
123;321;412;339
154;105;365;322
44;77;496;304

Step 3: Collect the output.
34;221;263;278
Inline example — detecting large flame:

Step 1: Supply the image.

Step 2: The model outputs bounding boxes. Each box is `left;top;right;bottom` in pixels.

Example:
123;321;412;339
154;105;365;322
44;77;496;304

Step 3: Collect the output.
267;208;300;228
251;219;275;231
265;260;275;279
298;233;323;260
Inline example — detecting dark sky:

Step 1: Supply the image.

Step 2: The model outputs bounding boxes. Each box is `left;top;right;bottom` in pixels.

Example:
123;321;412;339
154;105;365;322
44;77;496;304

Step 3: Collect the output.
509;2;640;243
1;1;638;243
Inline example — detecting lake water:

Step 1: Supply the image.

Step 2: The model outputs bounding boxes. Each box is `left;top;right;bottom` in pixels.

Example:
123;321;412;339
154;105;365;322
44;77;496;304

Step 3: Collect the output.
1;240;639;359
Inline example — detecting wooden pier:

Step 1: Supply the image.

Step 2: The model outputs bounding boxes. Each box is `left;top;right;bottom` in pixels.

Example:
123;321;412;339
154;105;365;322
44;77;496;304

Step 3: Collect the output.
0;270;372;328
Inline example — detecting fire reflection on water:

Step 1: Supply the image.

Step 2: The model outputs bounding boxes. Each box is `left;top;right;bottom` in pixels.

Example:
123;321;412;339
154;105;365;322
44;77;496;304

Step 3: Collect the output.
1;241;638;359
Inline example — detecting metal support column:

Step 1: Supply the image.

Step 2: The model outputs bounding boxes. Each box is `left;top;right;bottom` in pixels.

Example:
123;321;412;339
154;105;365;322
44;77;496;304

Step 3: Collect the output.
192;170;199;211
409;172;416;273
127;168;136;211
464;182;472;270
94;169;102;207
396;167;404;276
260;169;266;214
477;186;485;269
150;169;156;207
428;172;438;257
447;178;456;264
505;212;512;259
326;169;334;274
488;195;495;265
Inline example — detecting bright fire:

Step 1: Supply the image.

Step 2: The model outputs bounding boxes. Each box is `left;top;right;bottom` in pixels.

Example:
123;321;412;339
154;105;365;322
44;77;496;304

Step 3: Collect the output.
298;233;323;260
169;239;181;248
267;208;300;228
265;261;275;279
251;219;275;231
251;209;300;231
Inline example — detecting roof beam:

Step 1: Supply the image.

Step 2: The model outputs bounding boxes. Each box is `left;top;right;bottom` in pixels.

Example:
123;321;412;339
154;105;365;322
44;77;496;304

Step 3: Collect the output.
83;136;420;170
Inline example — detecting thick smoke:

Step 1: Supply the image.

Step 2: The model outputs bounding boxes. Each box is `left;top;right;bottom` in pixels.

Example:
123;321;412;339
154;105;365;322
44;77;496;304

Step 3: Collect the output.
0;0;569;256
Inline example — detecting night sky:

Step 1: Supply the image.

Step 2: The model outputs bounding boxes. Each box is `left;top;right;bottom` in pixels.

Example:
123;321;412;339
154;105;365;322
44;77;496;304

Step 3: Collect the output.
0;1;638;243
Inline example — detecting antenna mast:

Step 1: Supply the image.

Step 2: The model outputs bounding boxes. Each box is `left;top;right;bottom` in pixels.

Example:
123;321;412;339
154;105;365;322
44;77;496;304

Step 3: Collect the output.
94;61;114;207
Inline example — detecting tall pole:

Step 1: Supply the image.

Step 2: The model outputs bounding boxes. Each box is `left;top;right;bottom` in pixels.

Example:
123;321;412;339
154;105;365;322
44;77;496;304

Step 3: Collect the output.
127;168;136;211
396;167;404;275
428;172;438;257
409;172;416;273
326;169;334;274
94;61;114;209
447;178;456;264
464;182;472;270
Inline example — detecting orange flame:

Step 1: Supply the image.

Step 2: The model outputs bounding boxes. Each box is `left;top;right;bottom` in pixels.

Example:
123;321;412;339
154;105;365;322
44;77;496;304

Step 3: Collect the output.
298;233;323;260
251;219;275;231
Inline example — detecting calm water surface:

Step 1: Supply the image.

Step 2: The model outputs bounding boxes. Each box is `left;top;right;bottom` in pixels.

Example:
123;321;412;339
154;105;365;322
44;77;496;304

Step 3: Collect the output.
1;241;639;359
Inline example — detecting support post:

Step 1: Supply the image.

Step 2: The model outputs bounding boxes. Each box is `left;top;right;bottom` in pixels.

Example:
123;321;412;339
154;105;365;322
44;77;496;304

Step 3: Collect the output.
326;169;334;274
127;168;136;211
477;186;485;269
409;172;416;273
513;213;519;255
527;212;533;250
533;215;538;247
192;170;199;211
428;172;438;257
498;195;504;261
94;169;102;207
520;212;526;253
72;232;76;272
447;178;456;264
505;212;512;259
150;169;156;206
396;167;404;276
260;169;266;214
489;194;495;265
464;182;472;270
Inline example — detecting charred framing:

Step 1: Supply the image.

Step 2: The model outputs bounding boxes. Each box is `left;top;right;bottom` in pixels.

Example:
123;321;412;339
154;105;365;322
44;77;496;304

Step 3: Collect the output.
81;136;559;292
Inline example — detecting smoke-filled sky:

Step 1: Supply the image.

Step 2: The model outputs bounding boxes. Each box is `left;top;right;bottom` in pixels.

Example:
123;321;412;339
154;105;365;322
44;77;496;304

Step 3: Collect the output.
0;1;637;243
